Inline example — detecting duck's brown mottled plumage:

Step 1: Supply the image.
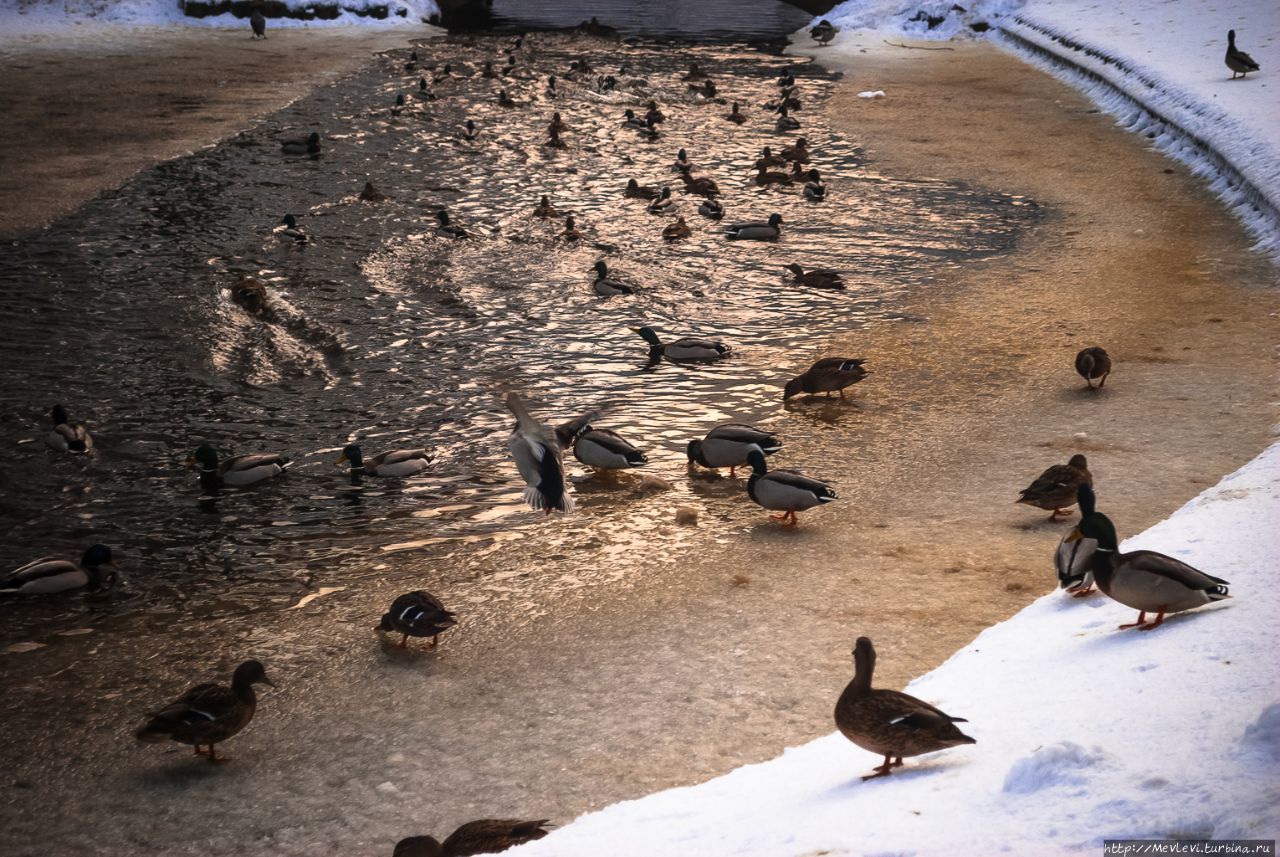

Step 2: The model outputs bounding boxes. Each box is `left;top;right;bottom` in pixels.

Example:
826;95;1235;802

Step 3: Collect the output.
135;660;274;762
1016;454;1092;519
393;819;551;857
1075;346;1112;389
784;357;868;400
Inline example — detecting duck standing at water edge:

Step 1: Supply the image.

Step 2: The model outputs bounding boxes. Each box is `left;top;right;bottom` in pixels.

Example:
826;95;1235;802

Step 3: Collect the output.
745;448;836;526
784;357;868;400
379;591;457;649
687;423;781;477
505;392;573;514
135;660;274;763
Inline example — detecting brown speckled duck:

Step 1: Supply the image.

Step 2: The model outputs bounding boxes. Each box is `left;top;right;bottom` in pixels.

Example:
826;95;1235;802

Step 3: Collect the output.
379;591;457;648
1075;346;1112;389
135;660;274;762
1016;454;1092;519
784;357;868;400
393;819;551;857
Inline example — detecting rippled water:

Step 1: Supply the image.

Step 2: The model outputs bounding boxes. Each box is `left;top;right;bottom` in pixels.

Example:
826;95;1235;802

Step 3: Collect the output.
0;32;1037;638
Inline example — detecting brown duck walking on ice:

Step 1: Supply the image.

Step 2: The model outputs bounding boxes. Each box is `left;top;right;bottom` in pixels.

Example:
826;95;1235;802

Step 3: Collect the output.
393;819;551;857
834;638;975;780
135;660;274;762
379;591;457;649
784;357;868;400
1075;346;1112;389
1016;453;1092;520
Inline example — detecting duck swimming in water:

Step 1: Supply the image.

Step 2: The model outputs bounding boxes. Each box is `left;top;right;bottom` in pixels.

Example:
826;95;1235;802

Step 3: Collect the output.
591;260;633;296
280;131;320;156
46;404;93;453
2;545;116;595
632;326;729;363
337;444;432;478
725;213;783;240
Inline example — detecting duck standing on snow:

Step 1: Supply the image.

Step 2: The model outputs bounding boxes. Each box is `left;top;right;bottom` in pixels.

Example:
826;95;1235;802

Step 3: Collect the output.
1225;30;1260;79
810;19;838;45
1067;483;1230;630
337;444;432;478
46;404;93;452
784;358;868;400
632;326;730;363
135;660;274;762
505;392;573;514
745;448;836;526
250;6;266;39
1075;346;1111;389
379;591;457;649
189;443;290;493
687;423;781;477
393;820;551;857
835;637;975;780
2;545;116;595
725;213;783;240
1016;453;1092;519
1055;480;1100;596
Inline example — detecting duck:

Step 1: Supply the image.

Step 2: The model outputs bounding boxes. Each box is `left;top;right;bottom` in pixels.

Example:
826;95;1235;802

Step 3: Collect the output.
481;60;497;79
591;260;633;296
662;216;692;241
725;213;783;240
498;89;516;108
688;79;717;99
415;78;437;101
391;93;406;116
622;108;647;130
231;276;269;315
698;198;725;220
46;404;93;452
1075;346;1112;389
684;62;710;82
755;146;787;169
745;448;836;526
803;169;826;201
461;119;478;142
637;117;661;140
393;820;551;857
337;444;432;478
726;102;746;124
1016;453;1092;520
546;75;559;98
646;186;675;214
569;426;648;472
533;195;558;219
505;392;573;514
633;326;729;363
404;50;419;73
672;148;693;173
436;209;468;239
189;443;290;492
784;263;844;289
250;6;266;38
679;172;720;197
625;178;660;200
755;164;793;187
378;591;456;648
645;101;666;125
777;71;796;89
568;57;594;78
561;214;583;241
1068;483;1230;630
430;62;452;85
360;181;388;202
2;545;116;595
1055;480;1100;596
773;87;802;113
776;106;800;131
280;131;320;156
276;214;309;245
1226;30;1260;79
580;14;618;38
784;357;868;400
811;19;839;45
687;424;781;476
546;127;567;149
834;637;975;779
780;138;811;163
135;660;274;763
548;111;567;133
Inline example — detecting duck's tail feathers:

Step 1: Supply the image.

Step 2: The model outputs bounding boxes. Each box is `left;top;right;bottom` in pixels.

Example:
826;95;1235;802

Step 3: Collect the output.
523;486;575;514
1207;583;1230;601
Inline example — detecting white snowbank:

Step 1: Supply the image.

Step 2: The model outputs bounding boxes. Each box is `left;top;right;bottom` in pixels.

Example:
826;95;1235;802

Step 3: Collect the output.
818;0;1024;41
510;444;1280;855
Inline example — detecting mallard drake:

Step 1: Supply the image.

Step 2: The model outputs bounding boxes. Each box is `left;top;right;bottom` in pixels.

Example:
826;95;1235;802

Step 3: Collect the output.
533;195;558;219
232;276;269;315
505;392;573;514
2;545;116;595
561;214;582;241
391;93;406;117
784;263;844;290
416;78;437;101
1055;480;1099;596
632;326;729;363
622;109;647;130
280;131;320;156
393;820;551;857
687;423;781;476
680;172;719;197
784;357;868;400
755;146;787;169
646;105;666;128
360;181;388;202
835;637;975;779
672;148;692;173
803;169;826;201
250;6;266;38
778;71;796;89
379;591;456;648
725;213;783;240
1226;30;1260;79
780;138;811;163
462;119;478;142
404;50;419;73
135;660;274;762
189;443;290;492
684;62;709;82
756;164;793;186
545;75;559;98
663;216;692;241
46;404;93;452
1074;346;1112;389
276;214;309;245
591;260;633;296
625;178;660;200
698;198;725;220
776;106;800;131
745;448;836;526
646;186;674;214
436;210;468;239
811;19;838;45
1016;453;1092;519
481;60;497;79
498;89;516;108
1070;483;1230;629
337;444;432;478
571;426;648;471
431;62;452;85
726;102;746;124
546;127;567;149
548;111;567;133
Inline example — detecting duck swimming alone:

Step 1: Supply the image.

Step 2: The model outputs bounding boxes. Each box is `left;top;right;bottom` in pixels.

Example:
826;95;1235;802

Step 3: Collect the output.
189;443;291;492
561;214;583;241
135;660;274;763
625;178;660;200
276;214;309;245
835;637;975;779
393;820;551;857
1226;30;1260;79
2;545;116;595
591;260;633;296
632;326;730;363
1075;346;1112;389
726;102;746;124
745;448;836;526
505;392;573;514
784;263;844;290
379;591;457;648
337;444;432;478
687;423;781;476
646;186;675;214
784;357;868;400
46;404;93;452
725;213;783;240
1016;453;1092;519
280;131;320;156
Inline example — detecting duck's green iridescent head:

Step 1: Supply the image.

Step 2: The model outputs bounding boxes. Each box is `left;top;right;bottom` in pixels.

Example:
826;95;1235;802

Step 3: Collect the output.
1073;484;1119;550
632;326;661;346
192;443;219;470
337;443;363;468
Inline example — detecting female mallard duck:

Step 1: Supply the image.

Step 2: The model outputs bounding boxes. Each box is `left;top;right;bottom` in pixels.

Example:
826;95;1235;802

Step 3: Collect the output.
416;78;437;101
337;444;432;478
698;198;725;220
1055;480;1099;596
755;164;793;187
756;146;786;169
481;60;497;79
646;187;674;214
780;138;811;163
784;263;844;290
379;590;456;648
776;106;800;132
725;213;783;240
546;127;567;149
625;178;660;200
2;545;116;595
1016;453;1092;519
135;659;274;763
561;214;582;241
784;357;868;400
726;102;746;124
570;426;648;472
533;195;557;219
835;637;975;779
632;326;729;363
672;148;692;173
393;820;551;857
622;109;647;130
548;111;567;133
1075;346;1111;389
189;443;290;491
461;119;478;142
811;19;839;45
276;214;309;245
645;101;666;125
680;172;720;197
431;62;452;85
46;404;93;452
505;392;573;514
1069;484;1230;630
662;216;691;241
745;448;836;526
591;260;633;296
280;131;320;156
360;181;388;203
436;210;468;239
1226;30;1260;79
687;423;781;476
803;169;826;201
232;276;269;315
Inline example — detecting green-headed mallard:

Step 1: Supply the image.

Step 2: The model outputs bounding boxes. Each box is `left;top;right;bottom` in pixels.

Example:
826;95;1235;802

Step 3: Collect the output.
745;448;836;526
566;424;647;472
338;443;432;478
462;119;478;142
591;260;633;296
393;819;551;857
379;591;457;648
1055;480;1099;596
505;392;573;514
622;108;647;130
416;78;437;101
250;6;266;38
776;106;800;132
632;326;729;363
803;169;826;201
280;131;320;156
436;210;469;239
46;404;93;452
756;164;793;187
662;216;691;241
1075;346;1111;389
646;186;674;214
784;357;868;400
687;423;781;476
135;659;274;762
835;637;975;779
2;545;116;595
1068;484;1230;630
781;138;811;163
1226;30;1260;79
726;102;746;124
276;214;309;245
698;199;725;220
680;172;719;197
189;443;290;492
625;178;659;200
1016;453;1092;519
784;263;843;289
725;213;782;240
811;19;839;45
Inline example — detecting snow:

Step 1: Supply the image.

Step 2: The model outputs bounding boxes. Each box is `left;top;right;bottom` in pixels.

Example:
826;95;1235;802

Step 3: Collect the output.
508;445;1280;855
